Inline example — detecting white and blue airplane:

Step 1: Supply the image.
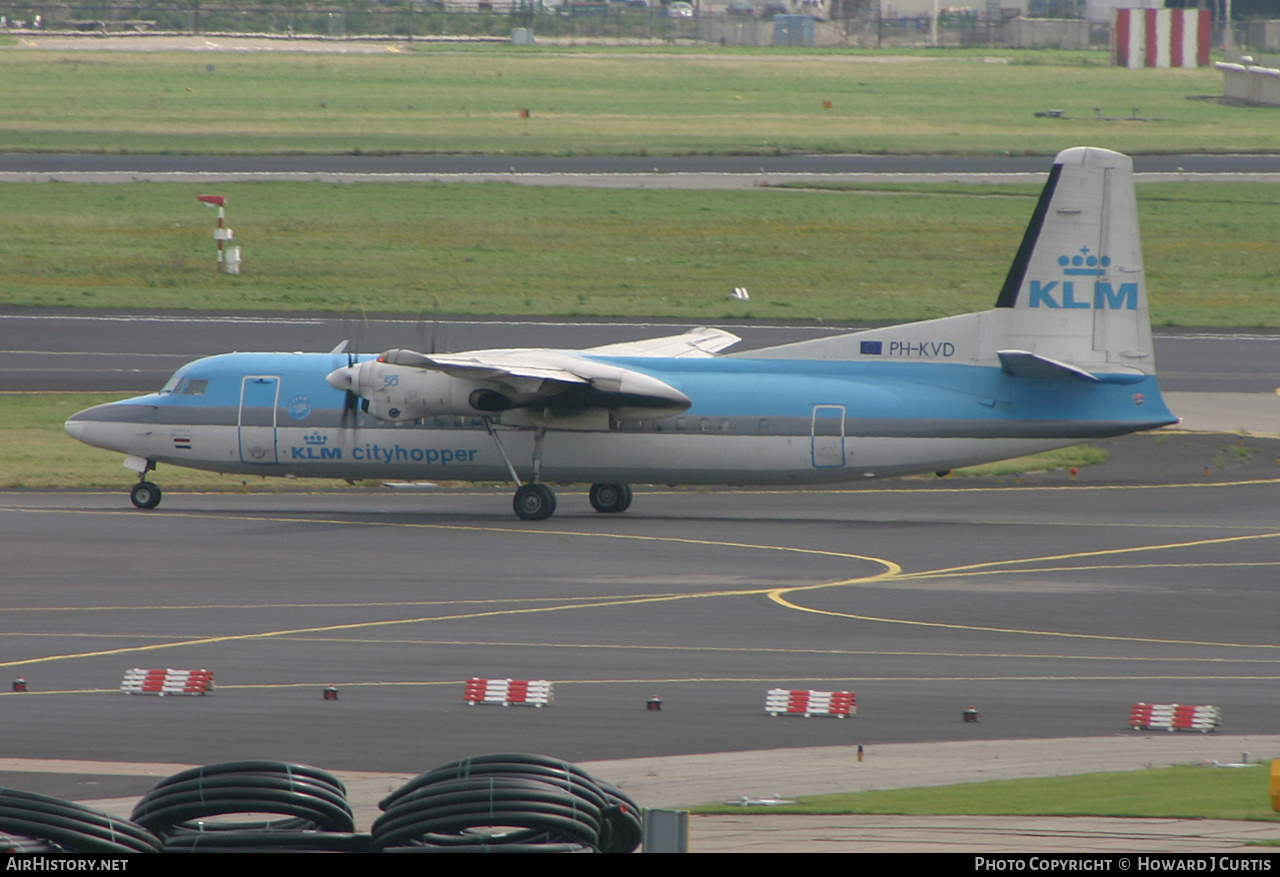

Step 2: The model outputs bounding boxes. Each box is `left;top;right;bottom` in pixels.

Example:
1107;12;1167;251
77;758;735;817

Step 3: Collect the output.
66;147;1176;520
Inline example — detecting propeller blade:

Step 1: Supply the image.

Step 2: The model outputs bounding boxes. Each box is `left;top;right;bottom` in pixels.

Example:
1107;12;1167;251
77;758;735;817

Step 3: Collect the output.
430;296;441;356
338;304;370;430
342;389;360;428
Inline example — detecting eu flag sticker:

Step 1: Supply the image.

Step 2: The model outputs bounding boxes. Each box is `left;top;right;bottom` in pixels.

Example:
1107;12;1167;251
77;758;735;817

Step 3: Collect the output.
860;341;883;355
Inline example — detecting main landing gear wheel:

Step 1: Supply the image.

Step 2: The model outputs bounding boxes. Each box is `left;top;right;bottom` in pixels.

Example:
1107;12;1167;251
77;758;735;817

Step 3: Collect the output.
513;483;556;521
589;483;632;514
130;481;162;510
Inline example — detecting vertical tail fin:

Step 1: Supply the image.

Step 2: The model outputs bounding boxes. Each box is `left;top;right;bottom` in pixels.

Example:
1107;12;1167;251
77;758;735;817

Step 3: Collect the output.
740;147;1156;379
989;146;1153;375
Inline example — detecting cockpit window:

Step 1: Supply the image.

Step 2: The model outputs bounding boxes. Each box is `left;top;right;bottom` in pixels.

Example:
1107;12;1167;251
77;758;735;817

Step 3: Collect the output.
161;376;210;396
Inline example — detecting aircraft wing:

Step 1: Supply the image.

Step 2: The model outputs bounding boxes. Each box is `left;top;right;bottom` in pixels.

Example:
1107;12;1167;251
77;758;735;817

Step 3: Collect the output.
379;349;589;391
332;328;742;426
338;347;693;423
583;326;741;358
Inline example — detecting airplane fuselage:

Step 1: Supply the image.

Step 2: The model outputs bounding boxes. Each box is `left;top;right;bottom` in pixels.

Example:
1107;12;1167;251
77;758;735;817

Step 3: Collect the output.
66;349;1174;487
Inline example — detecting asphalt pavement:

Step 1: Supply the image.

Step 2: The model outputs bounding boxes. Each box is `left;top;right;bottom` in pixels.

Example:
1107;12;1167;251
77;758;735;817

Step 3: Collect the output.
2;425;1279;851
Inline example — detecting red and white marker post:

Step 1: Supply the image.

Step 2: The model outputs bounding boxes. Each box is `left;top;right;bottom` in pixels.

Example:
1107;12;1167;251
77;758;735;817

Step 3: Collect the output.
197;194;240;274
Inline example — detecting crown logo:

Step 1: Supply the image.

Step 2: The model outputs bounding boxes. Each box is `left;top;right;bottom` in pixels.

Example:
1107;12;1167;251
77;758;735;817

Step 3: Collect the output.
1058;247;1110;276
304;432;328;446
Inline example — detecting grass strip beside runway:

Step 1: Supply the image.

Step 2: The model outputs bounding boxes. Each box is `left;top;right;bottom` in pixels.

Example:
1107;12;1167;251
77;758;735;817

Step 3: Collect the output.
0;48;1247;157
692;764;1280;820
0;182;1275;325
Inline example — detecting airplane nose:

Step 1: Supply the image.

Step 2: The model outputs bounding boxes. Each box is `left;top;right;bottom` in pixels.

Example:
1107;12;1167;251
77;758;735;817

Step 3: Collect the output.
326;366;354;393
64;403;122;451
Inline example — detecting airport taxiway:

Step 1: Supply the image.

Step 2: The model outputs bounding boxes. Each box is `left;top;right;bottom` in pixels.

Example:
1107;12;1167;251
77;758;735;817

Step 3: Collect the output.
2;450;1280;849
2;440;1278;772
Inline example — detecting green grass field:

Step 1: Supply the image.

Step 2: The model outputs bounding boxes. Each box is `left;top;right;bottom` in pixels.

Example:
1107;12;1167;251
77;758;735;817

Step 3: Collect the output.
693;765;1280;821
0;181;1274;326
0;47;1261;156
0;46;1275;324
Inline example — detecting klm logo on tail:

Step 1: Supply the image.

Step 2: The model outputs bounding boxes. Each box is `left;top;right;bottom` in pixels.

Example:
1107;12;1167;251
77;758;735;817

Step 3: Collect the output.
1028;248;1137;310
1029;281;1137;310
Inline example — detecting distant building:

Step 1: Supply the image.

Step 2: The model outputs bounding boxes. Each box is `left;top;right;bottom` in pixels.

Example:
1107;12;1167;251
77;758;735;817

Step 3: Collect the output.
876;0;1280;22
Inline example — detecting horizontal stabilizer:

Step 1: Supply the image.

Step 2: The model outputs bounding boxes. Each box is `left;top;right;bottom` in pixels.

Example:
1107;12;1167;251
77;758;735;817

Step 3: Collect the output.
997;350;1098;381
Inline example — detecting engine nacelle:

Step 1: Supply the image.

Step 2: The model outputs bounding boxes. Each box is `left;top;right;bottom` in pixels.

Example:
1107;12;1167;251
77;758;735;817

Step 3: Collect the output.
469;389;513;412
359;399;422;423
327;359;540;422
327;348;694;426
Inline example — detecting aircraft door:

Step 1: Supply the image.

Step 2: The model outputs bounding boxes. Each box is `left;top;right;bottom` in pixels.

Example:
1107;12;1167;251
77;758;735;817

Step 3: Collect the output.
238;376;280;464
810;405;846;468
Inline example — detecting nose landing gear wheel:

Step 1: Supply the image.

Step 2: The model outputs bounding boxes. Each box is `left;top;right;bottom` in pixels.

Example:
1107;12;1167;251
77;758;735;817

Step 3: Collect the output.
589;483;632;514
513;483;556;521
130;481;162;509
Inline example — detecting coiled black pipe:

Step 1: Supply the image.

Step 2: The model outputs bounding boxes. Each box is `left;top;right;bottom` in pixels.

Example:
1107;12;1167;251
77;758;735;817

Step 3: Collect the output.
160;830;373;853
0;788;161;854
596;779;644;855
373;778;603;850
131;761;355;842
0;754;638;854
383;841;597;853
371;753;641;854
148;760;346;795
0;833;61;854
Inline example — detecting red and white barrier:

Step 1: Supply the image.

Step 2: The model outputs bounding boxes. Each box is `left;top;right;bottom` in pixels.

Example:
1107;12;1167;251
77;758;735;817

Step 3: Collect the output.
1112;8;1211;69
765;688;856;718
464;677;554;708
1129;702;1220;732
121;668;214;696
